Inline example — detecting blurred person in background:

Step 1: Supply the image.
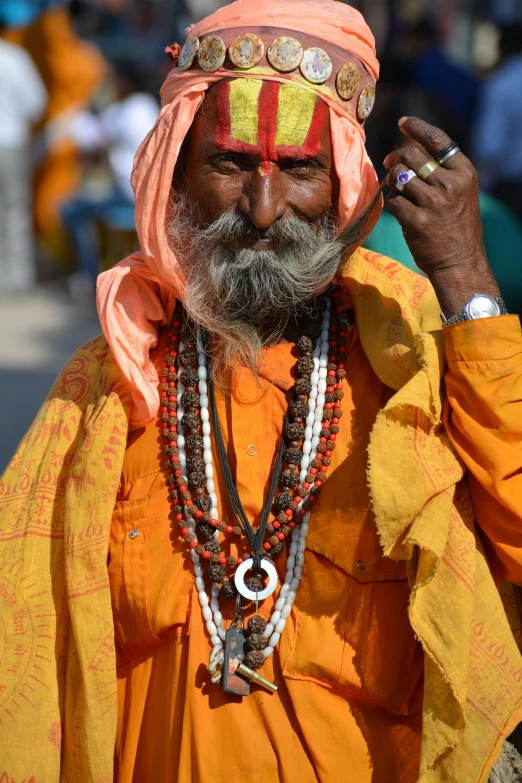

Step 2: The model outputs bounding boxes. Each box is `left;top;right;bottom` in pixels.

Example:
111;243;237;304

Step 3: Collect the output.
3;0;106;268
409;17;478;133
473;23;522;221
1;2;522;782
366;15;477;175
61;57;158;293
0;14;47;293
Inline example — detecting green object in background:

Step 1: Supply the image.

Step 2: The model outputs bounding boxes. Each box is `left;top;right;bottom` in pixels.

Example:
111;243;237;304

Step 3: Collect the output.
365;192;522;317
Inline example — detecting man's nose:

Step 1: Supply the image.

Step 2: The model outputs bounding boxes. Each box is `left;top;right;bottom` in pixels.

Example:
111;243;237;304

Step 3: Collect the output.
239;165;287;230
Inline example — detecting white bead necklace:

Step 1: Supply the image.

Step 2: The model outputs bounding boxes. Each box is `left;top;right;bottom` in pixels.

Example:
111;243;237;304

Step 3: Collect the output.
177;298;331;682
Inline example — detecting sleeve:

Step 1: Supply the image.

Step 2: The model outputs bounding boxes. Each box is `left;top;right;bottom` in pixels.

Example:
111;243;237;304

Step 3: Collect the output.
443;314;522;585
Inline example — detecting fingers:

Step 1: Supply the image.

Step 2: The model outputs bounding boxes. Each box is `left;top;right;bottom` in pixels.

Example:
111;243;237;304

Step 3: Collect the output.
384;144;441;187
383;142;424;172
385;189;417;227
398;116;451;155
381;118;486;283
397;117;466;170
387;163;429;205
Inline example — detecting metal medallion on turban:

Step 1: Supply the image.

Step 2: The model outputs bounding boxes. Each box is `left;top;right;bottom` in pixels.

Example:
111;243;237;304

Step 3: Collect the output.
300;47;333;85
267;36;304;73
178;37;199;71
336;62;361;100
357;84;376;120
229;33;264;69
198;35;226;72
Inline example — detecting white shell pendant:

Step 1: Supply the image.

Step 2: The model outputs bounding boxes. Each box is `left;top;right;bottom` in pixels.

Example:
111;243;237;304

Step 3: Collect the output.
234;558;278;601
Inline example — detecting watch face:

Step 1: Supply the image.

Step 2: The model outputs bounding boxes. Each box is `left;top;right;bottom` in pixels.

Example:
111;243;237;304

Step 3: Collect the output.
468;295;500;320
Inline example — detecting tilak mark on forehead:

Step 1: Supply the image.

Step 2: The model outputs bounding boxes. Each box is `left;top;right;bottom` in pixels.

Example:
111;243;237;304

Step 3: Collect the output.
215;79;328;176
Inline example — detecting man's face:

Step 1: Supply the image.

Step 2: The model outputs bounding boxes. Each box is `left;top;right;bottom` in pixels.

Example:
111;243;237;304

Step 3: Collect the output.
182;78;334;245
170;79;344;385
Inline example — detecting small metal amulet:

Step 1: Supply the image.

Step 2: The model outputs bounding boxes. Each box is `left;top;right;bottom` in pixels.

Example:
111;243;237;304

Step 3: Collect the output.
222;626;250;696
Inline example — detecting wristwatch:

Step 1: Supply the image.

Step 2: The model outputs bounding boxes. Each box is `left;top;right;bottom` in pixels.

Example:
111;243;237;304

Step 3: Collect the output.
441;294;508;327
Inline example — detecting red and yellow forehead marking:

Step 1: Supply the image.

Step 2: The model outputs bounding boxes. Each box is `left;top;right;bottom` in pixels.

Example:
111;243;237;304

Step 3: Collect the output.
215;79;328;175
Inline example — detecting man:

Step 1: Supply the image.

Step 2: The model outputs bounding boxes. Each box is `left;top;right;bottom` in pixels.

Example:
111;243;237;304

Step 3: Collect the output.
0;2;521;782
0;15;47;292
2;0;106;258
473;23;522;221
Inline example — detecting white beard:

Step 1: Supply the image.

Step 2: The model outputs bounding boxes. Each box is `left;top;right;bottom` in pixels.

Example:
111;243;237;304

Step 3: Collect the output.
167;185;381;388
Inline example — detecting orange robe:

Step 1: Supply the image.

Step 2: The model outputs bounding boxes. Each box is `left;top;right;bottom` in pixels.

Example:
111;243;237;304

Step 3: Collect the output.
109;291;522;782
1;251;521;782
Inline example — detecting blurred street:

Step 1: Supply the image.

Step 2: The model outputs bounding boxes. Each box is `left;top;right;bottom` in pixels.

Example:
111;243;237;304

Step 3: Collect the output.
0;287;99;471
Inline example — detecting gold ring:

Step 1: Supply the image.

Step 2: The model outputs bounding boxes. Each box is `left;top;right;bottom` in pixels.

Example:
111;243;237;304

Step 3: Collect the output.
417;160;439;181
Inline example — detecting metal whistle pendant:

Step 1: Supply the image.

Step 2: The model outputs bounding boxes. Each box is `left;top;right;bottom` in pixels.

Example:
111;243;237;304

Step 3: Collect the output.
236;663;278;693
222;628;279;695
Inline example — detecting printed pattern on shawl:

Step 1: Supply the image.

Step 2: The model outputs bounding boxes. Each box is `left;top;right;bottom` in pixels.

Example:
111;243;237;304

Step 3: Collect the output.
0;335;131;782
349;249;522;782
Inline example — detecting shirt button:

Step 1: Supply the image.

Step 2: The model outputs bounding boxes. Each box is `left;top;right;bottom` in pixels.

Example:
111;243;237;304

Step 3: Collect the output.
356;560;366;570
129;529;139;540
246;445;257;456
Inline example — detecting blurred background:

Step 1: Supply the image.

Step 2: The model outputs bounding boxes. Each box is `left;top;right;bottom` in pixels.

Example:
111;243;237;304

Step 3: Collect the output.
1;0;522;470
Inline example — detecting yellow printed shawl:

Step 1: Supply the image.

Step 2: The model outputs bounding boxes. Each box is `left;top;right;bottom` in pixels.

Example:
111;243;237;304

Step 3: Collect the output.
0;249;521;782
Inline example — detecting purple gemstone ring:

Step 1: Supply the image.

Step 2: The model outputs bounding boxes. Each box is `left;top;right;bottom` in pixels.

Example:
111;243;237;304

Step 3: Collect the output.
395;169;417;192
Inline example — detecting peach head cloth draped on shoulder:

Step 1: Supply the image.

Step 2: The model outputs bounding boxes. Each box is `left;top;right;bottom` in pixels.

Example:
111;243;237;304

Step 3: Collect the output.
96;0;381;427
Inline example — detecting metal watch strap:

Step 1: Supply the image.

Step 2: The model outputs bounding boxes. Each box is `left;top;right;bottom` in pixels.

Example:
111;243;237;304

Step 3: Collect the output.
498;298;508;315
442;310;468;327
441;295;508;328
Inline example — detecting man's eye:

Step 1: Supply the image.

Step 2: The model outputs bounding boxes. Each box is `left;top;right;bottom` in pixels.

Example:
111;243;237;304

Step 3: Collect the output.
281;159;317;175
213;153;249;171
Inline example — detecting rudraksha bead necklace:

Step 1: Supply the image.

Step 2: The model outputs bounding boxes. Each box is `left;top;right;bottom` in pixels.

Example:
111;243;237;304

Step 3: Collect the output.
158;290;348;689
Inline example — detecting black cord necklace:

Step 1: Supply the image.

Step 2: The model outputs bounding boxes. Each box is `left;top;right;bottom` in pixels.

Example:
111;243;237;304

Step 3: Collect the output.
206;349;287;571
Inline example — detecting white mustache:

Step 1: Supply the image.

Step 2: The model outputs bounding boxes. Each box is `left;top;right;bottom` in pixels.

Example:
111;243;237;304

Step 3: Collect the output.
196;211;334;249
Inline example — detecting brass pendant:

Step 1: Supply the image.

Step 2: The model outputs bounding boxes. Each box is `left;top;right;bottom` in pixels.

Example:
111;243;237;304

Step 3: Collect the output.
236;663;278;693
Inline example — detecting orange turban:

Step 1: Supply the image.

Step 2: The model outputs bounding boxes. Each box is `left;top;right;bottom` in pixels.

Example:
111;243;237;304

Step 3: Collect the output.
97;0;381;427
